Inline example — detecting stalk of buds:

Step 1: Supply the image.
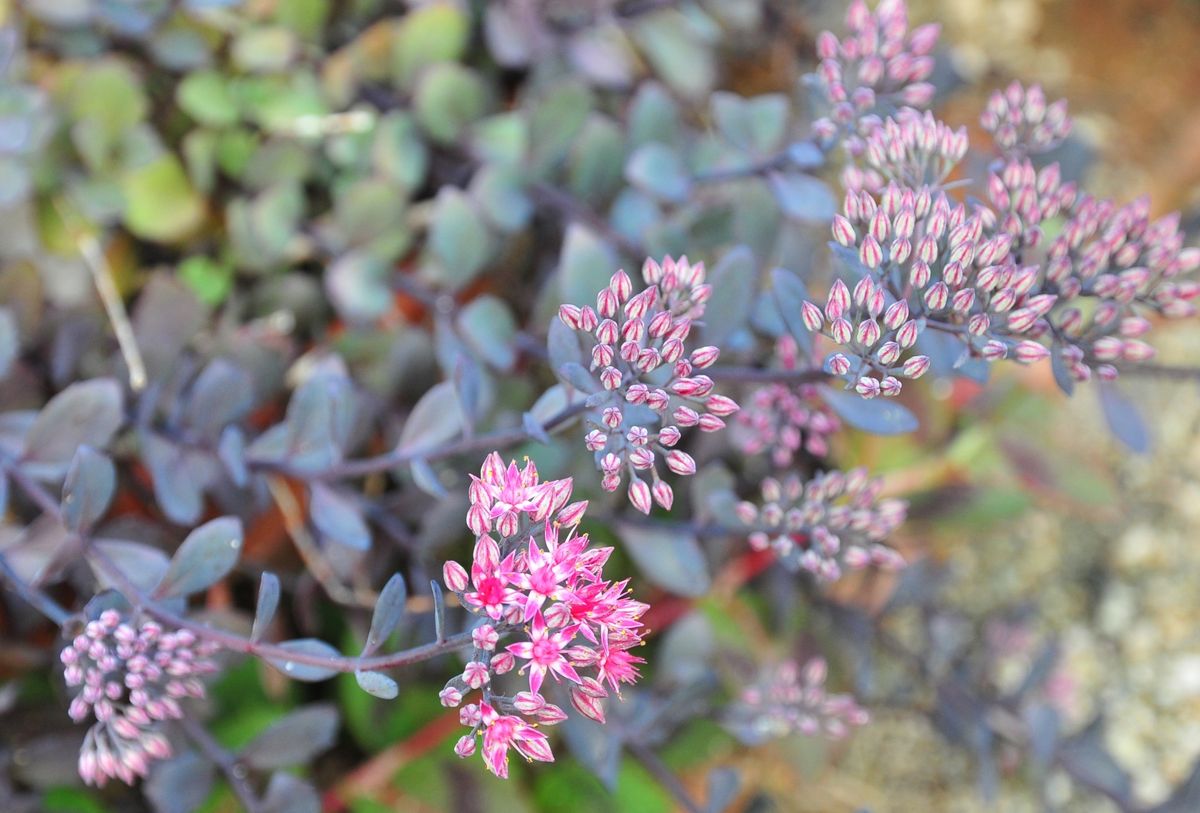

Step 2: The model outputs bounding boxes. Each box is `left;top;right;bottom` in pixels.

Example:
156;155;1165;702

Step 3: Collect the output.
61;611;219;786
725;658;869;744
442;454;648;778
734;335;841;465
735;469;906;583
558;257;740;513
981;81;1072;157
810;0;940;156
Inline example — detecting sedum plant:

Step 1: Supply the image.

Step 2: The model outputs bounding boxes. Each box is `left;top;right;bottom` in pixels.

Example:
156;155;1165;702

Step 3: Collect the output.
0;0;1194;811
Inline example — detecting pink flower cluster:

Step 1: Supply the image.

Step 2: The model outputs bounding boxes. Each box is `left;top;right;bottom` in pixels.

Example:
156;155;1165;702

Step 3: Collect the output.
981;81;1072;157
844;107;968;193
726;658;869;744
1039;193;1200;383
811;0;939;154
809;182;1056;396
558;257;740;513
467;453;574;538
986;158;1078;252
734;335;840;466
735;469;906;582
818;73;1200;395
442;454;648;778
61;610;219;786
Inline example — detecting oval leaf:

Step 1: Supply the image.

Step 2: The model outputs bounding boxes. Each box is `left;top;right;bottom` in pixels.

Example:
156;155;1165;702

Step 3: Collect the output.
355;670;399;700
22;379;123;478
155;517;244;599
398;381;463;455
240;704;339;770
365;573;407;655
62;446;115;532
1098;382;1150;453
616;521;710;597
251;572;280;644
819;385;919;435
309;483;371;551
265;638;342;682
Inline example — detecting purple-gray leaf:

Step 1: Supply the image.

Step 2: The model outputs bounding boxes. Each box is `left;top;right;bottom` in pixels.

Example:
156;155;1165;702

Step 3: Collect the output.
240;704;339;770
365;572;407;655
155;516;244;599
251;572;280;644
22;378;123;479
310;483;371;551
61;446;115;532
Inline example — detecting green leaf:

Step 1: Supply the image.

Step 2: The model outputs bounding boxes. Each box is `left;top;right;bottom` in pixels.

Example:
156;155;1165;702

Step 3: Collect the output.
392;2;470;88
371;113;428;191
470;165;532;233
769;173;836;223
631;11;715;99
231;27;298;73
699;246;756;345
414;63;487;144
177;71;238;127
457;295;518;371
398;381;463;455
559;224;617;306
121;155;205;243
625;142;690;203
178;256;233;306
712;92;789;155
427;188;490;288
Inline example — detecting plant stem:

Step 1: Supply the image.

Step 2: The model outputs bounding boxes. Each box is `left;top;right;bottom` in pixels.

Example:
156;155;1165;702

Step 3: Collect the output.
626;741;704;813
181;717;264;813
4;460;475;673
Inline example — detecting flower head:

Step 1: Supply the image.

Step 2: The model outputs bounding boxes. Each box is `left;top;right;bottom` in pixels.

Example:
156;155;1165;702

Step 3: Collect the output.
726;658;869;744
736;469;906;583
443;459;648;778
61;611;219;786
981;81;1072;157
557;258;739;513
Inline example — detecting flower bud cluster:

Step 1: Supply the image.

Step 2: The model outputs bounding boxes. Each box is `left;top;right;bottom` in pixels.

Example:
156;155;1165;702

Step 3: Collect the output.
809;183;1059;395
558;257;739;514
810;0;939;155
61;611;219;787
442;454;648;778
1040;194;1200;382
735;469;906;583
843;107;968;193
726;658;869;744
981;81;1072;157
734;336;840;466
985;158;1077;251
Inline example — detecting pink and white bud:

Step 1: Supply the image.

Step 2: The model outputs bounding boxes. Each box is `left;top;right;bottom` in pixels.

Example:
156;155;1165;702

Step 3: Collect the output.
827;353;852;376
855;377;881;398
706;394;739;416
454;735;477;758
440;686;464;707
1013;341;1050;364
665;450;697;476
652;480;674;509
628;479;652;514
571;688;607;723
462;661;490;689
901;355;930;378
802;301;825;332
443;561;469;593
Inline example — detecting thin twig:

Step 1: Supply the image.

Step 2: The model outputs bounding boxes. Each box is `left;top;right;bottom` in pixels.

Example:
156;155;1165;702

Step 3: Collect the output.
707;365;829;385
3;463;475;674
626;742;705;813
54;200;148;392
181;717;264;813
528;183;644;258
265;475;377;608
0;550;70;625
279;399;590;481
